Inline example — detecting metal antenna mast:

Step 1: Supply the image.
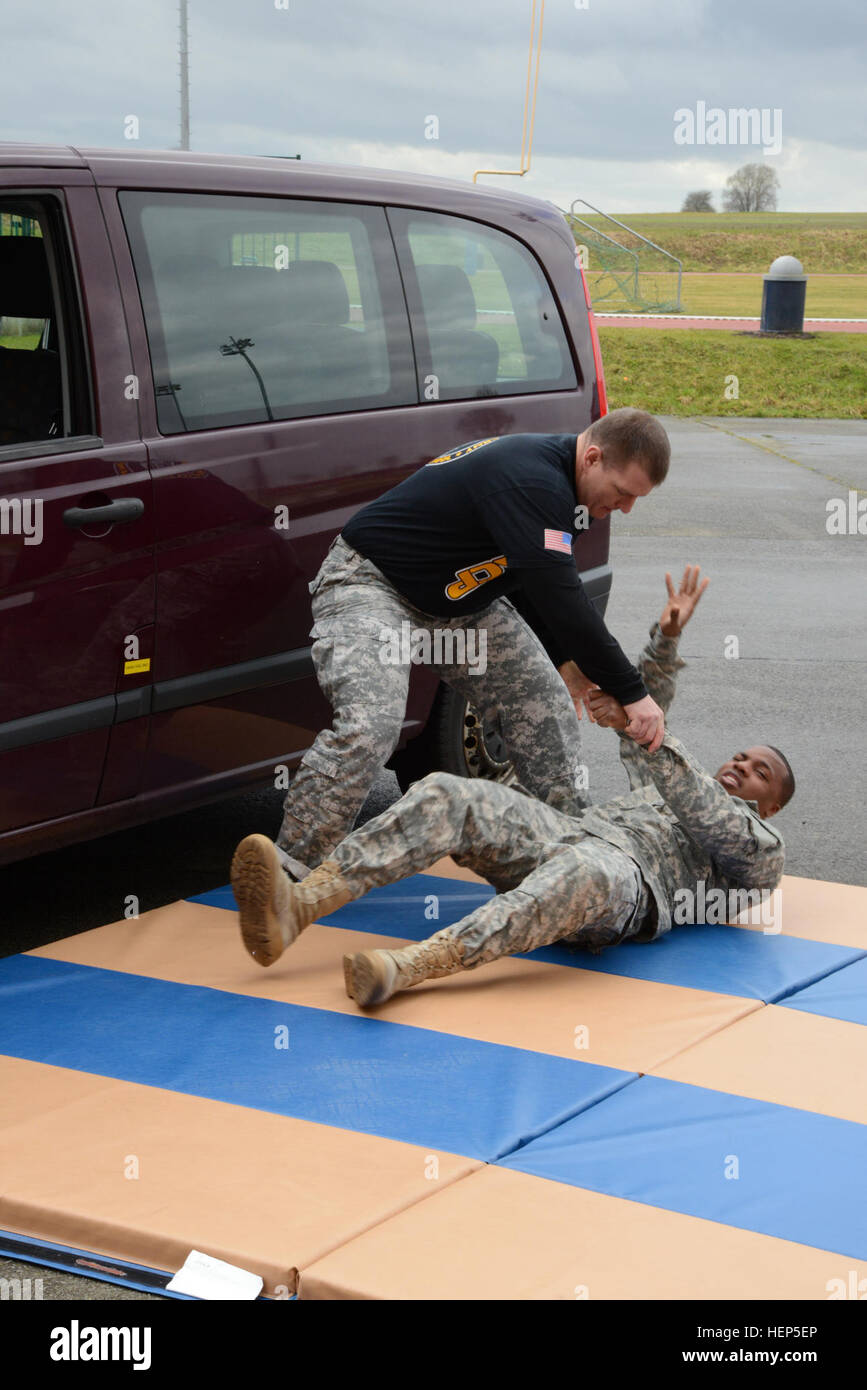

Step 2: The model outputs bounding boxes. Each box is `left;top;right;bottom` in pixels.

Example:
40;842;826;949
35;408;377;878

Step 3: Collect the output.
473;0;544;183
179;0;190;150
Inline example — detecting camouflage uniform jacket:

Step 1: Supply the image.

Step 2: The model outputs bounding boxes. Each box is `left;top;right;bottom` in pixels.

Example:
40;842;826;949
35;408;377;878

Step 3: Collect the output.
576;622;786;941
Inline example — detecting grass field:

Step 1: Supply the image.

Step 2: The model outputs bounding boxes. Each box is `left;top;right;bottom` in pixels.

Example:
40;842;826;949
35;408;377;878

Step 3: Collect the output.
577;212;867;273
598;327;867;418
588;272;867;319
0;334;40;349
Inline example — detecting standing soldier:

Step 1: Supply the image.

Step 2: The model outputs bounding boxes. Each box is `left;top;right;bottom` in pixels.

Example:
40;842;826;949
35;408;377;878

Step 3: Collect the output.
232;566;795;1008
233;408;671;894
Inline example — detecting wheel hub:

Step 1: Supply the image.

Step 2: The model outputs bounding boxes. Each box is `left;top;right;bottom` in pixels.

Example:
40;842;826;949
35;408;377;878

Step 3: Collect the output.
461;705;518;783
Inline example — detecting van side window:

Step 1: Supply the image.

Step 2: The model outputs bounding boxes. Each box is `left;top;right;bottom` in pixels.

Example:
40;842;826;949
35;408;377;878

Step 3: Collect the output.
389;208;577;402
0;205;83;449
119;193;415;433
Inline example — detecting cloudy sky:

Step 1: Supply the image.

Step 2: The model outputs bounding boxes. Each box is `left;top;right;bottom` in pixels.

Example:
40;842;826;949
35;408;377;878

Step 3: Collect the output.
2;0;865;211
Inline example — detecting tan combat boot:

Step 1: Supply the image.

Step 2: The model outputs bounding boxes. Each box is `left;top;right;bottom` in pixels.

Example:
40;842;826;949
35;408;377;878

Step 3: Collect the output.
231;834;352;968
343;928;467;1006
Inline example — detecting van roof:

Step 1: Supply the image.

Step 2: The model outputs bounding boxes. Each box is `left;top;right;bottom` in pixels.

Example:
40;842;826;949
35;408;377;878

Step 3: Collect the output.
0;142;566;227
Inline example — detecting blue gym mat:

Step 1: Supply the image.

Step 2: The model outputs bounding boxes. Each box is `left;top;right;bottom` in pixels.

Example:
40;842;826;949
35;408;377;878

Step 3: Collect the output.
194;873;864;1004
0;952;636;1162
499;1072;867;1259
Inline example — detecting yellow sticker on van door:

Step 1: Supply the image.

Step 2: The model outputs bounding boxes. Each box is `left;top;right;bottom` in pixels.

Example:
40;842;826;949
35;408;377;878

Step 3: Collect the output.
124;658;151;675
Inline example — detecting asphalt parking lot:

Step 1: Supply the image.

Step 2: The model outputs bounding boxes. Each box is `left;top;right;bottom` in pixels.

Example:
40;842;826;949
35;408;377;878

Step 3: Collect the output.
2;414;865;1301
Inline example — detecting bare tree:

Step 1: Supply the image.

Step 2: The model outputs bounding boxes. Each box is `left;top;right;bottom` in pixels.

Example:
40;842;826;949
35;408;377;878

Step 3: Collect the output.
681;190;715;212
722;164;780;212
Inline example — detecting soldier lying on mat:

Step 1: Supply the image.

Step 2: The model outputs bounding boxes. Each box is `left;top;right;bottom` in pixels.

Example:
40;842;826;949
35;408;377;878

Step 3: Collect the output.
231;566;795;1007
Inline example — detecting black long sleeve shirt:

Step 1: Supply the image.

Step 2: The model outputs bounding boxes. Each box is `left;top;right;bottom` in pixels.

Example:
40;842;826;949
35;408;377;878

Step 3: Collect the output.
341;432;647;704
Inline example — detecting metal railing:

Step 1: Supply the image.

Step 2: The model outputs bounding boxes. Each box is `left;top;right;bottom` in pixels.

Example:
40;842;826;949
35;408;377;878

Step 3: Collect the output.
562;199;683;312
562;208;641;305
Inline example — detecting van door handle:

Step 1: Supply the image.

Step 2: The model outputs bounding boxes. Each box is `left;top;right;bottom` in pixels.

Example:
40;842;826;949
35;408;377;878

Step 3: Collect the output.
63;498;145;528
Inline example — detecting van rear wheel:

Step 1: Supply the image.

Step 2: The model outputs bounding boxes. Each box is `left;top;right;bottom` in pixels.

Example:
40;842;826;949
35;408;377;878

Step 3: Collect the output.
391;684;519;792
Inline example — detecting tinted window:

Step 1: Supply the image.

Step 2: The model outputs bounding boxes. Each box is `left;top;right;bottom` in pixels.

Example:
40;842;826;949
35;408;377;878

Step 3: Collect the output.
0;203;87;449
119;193;416;433
389;207;577;402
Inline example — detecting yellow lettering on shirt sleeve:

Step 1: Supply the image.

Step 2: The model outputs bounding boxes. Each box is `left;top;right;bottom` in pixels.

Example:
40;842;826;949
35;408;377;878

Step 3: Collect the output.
445;555;507;601
427;438;497;466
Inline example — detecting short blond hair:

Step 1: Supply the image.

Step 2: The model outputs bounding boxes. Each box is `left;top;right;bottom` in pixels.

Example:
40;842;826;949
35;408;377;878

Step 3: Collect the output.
586;408;670;484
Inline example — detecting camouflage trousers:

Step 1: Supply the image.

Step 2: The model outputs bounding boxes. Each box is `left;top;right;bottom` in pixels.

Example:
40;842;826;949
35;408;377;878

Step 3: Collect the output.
331;770;654;966
277;536;588;875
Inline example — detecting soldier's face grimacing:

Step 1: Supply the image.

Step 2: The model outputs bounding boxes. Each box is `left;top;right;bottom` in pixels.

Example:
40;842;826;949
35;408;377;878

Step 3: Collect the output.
578;452;655;520
714;746;787;818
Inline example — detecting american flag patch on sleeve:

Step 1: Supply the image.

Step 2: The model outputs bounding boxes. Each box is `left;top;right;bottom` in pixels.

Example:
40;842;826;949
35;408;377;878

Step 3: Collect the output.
544;529;573;555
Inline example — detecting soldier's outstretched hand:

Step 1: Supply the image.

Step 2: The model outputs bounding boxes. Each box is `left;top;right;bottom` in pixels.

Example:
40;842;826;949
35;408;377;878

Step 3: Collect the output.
587;689;665;752
557;658;596;720
584;687;629;729
660;565;709;637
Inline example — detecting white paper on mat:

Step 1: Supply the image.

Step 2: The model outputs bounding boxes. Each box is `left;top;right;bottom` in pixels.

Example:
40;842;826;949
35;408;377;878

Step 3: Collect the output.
166;1249;264;1300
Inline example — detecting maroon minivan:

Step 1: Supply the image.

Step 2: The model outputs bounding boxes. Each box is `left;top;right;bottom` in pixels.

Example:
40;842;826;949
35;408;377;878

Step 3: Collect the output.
0;144;611;865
